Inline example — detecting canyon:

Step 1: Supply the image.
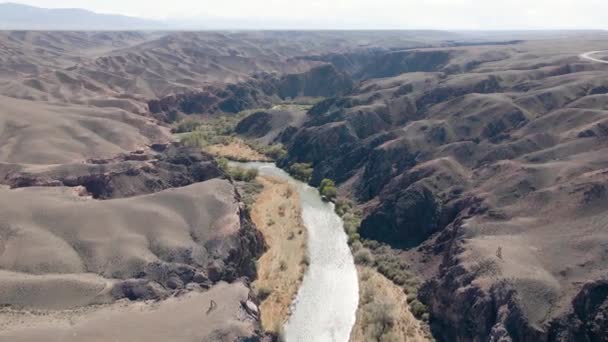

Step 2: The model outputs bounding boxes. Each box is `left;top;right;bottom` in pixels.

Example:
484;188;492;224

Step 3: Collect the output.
1;29;608;341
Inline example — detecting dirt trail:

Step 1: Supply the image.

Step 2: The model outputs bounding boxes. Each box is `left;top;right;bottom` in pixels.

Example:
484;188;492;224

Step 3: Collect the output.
580;50;608;64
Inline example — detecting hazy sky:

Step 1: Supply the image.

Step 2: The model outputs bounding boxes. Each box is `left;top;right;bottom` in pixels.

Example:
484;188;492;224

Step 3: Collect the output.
10;0;608;29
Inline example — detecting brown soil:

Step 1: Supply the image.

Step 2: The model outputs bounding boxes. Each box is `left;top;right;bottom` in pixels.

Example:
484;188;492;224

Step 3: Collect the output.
250;176;308;333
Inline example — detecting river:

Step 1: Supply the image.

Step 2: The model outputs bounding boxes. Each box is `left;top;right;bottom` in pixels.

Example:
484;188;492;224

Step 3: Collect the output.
230;162;359;342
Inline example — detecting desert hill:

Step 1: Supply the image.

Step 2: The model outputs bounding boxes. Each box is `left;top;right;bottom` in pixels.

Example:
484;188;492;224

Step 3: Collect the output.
0;3;165;30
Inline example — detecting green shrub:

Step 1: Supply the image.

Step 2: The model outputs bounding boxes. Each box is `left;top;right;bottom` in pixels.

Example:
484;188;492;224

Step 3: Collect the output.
350;240;363;253
216;157;229;171
264;144;287;160
243;141;287;161
227;166;258;182
255;286;273;301
180;131;207;148
409;299;428;319
347;232;361;245
289;163;313;182
245;168;259;181
337;203;362;246
238;180;263;211
300;255;310;266
172;119;203;133
354;248;374;265
174;112;250;148
284;187;294;198
335;199;352;216
319;178;338;201
362;298;397;340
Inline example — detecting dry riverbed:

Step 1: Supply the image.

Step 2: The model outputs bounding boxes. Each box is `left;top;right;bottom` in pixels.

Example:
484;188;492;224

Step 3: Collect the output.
249;176;308;334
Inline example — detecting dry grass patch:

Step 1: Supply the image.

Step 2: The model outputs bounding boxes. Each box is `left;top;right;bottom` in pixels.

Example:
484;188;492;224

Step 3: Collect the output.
250;176;308;333
350;266;429;342
206;138;270;162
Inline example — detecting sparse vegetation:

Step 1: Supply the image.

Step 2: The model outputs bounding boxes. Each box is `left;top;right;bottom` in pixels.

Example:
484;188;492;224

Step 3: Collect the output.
408;299;428;319
332;192;431;336
216;156;229;171
472;259;500;277
176;113;244;148
334;198;363;245
284;187;294;198
362;297;397;341
250;176;308;334
207;139;270;162
274;98;323;107
278;204;287;217
246;142;288;160
172;109;289;162
332;190;431;335
172;118;204;133
354;248;374;265
227;166;259;182
236;180;263;211
364;241;429;320
351;267;430;342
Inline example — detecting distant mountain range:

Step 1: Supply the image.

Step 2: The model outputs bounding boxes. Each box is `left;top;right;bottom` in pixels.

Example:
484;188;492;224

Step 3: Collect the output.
0;2;387;30
3;2;608;31
0;2;166;30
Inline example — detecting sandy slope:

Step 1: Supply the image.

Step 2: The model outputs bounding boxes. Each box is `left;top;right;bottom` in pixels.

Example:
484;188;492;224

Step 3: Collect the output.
0;95;168;164
0;179;240;308
0;282;256;342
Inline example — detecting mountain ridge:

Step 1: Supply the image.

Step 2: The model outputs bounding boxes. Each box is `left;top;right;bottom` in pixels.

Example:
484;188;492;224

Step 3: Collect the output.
0;2;166;30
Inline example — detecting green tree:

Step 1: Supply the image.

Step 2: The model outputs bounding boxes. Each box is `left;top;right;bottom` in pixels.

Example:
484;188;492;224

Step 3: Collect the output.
290;163;313;182
319;178;337;201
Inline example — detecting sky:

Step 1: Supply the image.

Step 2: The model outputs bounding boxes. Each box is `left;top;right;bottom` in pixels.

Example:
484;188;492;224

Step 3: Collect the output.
8;0;608;30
